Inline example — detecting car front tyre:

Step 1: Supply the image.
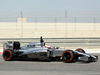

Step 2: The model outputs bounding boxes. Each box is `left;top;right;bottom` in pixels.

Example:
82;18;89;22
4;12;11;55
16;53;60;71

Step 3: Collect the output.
62;50;75;63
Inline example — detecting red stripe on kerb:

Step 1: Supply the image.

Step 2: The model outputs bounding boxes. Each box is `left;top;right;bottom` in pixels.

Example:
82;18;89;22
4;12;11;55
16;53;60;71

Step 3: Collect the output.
0;52;3;54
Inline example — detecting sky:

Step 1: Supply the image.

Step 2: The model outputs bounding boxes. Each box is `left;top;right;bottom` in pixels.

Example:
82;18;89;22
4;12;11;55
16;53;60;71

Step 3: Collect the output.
0;0;100;23
0;0;100;12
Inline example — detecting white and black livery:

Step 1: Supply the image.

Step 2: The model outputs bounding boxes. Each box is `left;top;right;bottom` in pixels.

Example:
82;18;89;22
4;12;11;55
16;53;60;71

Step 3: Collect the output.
3;37;98;63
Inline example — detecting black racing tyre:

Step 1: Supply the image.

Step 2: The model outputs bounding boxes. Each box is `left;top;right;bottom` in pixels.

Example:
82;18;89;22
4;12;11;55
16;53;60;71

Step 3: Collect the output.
75;48;85;53
62;50;75;63
3;49;15;61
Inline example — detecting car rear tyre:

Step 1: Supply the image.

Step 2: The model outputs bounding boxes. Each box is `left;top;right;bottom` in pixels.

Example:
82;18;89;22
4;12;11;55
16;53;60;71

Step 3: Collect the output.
75;48;85;53
3;49;15;61
62;50;75;63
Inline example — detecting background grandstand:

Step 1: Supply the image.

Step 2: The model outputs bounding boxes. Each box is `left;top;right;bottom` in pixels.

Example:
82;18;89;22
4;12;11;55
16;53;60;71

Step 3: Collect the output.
0;11;100;38
0;11;100;50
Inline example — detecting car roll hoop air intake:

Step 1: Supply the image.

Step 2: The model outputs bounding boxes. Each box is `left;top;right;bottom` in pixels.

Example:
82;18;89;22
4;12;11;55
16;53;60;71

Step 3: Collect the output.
40;36;45;47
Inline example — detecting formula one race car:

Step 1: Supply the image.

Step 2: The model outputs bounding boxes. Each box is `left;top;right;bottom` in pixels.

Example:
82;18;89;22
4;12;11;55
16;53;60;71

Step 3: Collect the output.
3;37;98;63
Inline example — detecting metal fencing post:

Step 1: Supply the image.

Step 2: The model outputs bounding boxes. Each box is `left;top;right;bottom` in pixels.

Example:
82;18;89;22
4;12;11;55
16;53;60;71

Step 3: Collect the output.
35;17;37;31
94;17;96;31
55;17;57;31
65;11;67;37
16;17;18;31
75;17;76;31
21;12;23;37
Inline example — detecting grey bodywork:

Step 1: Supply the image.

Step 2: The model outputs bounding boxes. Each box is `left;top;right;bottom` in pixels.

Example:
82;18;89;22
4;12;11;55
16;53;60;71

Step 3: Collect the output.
3;41;66;59
3;38;98;62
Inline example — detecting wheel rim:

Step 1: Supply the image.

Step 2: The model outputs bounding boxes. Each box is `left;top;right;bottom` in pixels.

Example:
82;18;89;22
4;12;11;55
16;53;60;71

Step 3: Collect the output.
76;48;85;53
62;51;73;62
3;50;12;60
76;49;82;52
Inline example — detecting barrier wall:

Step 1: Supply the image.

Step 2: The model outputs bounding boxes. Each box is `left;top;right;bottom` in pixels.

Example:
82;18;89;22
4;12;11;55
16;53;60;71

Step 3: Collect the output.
0;18;100;38
0;37;100;49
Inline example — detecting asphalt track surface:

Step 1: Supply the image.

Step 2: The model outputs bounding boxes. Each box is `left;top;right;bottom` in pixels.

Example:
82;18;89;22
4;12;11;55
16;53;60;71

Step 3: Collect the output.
0;53;100;75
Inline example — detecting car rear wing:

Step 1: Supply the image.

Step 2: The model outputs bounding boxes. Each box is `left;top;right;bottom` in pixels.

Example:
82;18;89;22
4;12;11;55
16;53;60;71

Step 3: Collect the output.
3;41;20;51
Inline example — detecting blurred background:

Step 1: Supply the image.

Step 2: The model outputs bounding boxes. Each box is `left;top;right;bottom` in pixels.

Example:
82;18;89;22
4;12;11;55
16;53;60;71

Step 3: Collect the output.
0;0;100;50
0;11;100;38
0;11;100;50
